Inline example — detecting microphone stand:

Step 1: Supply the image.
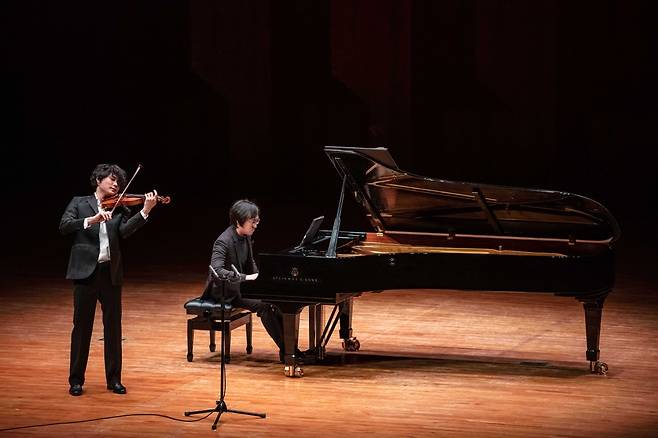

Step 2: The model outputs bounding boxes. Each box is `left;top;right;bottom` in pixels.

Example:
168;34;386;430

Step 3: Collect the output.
184;265;266;430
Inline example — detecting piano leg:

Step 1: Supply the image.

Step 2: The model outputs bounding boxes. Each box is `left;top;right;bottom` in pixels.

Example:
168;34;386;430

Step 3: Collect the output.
340;299;360;352
281;310;303;377
308;305;325;360
580;294;609;375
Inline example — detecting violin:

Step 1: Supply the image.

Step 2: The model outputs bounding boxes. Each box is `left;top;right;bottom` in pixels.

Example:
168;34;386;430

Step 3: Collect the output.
101;193;171;210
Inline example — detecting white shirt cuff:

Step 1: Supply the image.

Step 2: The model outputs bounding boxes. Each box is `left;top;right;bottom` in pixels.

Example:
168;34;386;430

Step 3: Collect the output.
140;209;148;220
84;218;90;229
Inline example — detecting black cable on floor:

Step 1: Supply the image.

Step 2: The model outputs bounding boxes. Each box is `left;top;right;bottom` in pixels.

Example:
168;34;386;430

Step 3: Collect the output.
0;411;214;432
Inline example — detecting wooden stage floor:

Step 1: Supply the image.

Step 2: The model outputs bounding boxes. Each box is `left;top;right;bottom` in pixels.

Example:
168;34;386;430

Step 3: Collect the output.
1;241;657;437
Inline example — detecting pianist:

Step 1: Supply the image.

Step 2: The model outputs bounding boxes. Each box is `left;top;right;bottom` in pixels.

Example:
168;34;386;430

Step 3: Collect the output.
205;199;300;363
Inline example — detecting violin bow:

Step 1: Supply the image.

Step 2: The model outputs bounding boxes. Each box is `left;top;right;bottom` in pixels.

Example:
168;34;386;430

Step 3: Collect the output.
109;164;143;214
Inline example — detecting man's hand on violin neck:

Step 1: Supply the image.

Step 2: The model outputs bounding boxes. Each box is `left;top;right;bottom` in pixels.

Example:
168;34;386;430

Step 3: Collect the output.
142;189;158;215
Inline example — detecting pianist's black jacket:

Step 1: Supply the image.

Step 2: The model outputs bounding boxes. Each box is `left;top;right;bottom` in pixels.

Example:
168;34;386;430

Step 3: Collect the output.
204;225;258;303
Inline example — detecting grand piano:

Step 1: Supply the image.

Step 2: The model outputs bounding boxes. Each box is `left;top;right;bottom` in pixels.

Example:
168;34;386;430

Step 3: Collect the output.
242;146;619;377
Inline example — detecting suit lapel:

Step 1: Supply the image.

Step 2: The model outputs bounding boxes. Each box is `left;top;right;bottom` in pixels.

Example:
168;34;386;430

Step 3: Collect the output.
86;196;99;214
231;232;240;268
246;236;253;262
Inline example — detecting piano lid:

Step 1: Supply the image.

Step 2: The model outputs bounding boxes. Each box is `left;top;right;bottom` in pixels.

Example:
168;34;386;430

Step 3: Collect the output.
324;146;620;243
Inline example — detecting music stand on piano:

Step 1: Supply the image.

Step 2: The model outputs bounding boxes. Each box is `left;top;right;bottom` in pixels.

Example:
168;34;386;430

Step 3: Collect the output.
184;265;266;430
293;215;324;251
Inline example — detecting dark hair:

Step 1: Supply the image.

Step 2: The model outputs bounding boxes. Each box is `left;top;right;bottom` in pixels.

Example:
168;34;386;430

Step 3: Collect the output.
229;199;259;226
90;164;127;191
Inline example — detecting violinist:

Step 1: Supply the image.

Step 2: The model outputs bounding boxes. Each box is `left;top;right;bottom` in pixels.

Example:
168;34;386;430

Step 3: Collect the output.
59;163;158;396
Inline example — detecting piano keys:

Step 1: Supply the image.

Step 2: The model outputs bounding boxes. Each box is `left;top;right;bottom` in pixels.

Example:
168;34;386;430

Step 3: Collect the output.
241;146;619;377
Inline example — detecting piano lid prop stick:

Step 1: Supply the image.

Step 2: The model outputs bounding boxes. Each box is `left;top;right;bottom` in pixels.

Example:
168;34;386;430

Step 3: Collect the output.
326;173;347;258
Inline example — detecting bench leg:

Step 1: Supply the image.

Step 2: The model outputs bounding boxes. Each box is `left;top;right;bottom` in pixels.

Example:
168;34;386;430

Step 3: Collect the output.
187;320;194;362
246;314;253;354
209;328;216;352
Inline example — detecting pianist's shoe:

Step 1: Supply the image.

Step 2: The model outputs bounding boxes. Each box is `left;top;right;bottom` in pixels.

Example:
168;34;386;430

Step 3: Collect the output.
279;349;306;364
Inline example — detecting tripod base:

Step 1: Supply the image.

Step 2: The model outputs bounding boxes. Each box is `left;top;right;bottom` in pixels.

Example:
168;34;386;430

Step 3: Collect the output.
187;272;266;430
185;400;266;430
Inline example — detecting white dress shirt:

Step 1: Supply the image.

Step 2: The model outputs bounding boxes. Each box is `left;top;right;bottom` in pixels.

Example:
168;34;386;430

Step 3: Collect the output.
83;194;148;263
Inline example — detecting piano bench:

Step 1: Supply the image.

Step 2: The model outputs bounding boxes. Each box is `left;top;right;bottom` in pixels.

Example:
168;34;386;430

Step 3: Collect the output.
184;298;253;363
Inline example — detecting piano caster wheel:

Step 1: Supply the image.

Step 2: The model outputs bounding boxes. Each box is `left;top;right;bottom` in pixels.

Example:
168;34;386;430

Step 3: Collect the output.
209;344;216;353
187;353;193;362
342;337;360;352
591;361;608;375
284;365;304;378
246;346;253;354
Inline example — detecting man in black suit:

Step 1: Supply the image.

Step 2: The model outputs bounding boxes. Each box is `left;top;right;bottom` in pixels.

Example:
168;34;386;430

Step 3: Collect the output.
204;199;298;363
60;163;158;396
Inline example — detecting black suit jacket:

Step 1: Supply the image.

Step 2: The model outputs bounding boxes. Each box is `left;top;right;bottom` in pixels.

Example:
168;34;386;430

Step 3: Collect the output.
59;195;147;286
203;225;258;302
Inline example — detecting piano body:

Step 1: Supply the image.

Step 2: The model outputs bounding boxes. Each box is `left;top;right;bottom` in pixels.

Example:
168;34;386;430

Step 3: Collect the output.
241;146;619;377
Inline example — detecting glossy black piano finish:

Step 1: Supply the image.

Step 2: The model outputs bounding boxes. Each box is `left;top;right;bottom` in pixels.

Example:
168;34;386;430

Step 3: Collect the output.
241;146;619;377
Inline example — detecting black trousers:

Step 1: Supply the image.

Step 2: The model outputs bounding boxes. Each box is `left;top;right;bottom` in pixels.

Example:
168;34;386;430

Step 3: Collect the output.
69;262;122;386
232;295;285;352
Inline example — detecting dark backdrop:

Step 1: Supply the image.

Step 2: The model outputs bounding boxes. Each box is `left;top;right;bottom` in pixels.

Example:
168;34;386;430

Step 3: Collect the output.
2;0;657;279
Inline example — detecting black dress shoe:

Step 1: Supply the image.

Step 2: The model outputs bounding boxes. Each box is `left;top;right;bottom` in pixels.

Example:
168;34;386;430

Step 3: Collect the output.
69;384;83;396
107;382;127;394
